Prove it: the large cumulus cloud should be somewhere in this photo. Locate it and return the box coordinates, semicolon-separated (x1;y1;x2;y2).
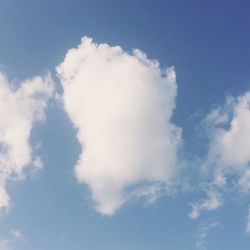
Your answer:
57;37;181;215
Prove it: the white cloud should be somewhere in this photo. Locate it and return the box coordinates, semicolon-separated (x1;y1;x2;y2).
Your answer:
195;219;220;250
189;189;223;219
206;92;250;194
57;37;181;215
0;238;11;250
0;229;25;250
0;72;54;213
10;230;23;240
206;92;250;171
246;205;250;235
191;91;250;219
239;169;250;194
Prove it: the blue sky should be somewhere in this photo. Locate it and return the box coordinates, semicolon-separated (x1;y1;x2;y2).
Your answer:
0;0;250;249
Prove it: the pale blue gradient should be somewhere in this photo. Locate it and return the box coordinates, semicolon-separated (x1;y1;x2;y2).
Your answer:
0;0;250;249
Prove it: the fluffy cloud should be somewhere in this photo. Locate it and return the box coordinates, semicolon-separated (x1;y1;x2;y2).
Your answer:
206;92;250;171
57;37;181;215
191;92;250;219
0;73;54;213
205;92;250;193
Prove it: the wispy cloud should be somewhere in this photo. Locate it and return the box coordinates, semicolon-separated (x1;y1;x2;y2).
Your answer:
195;219;220;250
0;229;25;250
189;91;250;224
206;92;250;170
246;205;250;235
189;189;223;219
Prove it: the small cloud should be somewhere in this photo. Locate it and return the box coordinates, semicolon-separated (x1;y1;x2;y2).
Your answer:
245;205;250;235
0;72;54;214
0;238;11;250
10;230;23;240
191;91;250;219
206;92;250;170
189;189;223;219
0;229;25;250
195;219;220;250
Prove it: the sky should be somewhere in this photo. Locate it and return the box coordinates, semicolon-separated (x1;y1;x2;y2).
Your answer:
0;0;250;249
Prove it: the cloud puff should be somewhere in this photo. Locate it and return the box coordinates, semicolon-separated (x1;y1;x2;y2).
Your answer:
206;92;250;171
191;92;250;219
205;92;250;193
57;37;181;215
0;73;54;213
